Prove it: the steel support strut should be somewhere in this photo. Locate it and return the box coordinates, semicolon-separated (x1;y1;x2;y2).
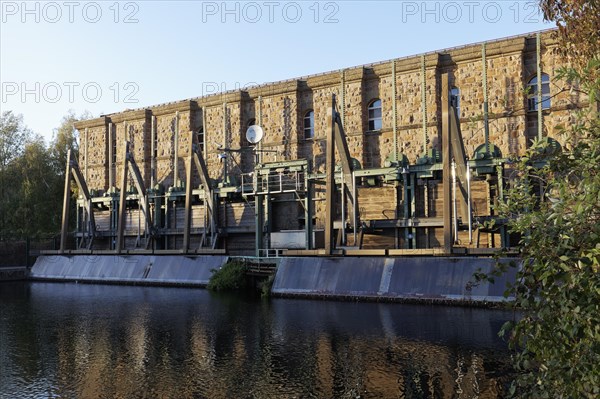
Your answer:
325;94;357;254
60;149;96;253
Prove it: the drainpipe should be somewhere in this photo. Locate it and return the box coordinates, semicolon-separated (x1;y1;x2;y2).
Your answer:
482;43;490;155
452;158;458;243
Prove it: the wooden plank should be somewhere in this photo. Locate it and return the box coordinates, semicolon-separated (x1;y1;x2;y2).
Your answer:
387;248;444;256
344;249;387;256
357;186;396;220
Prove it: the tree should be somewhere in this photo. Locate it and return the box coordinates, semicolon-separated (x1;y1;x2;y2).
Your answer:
50;110;92;176
540;0;600;78
495;2;600;397
0;110;92;238
13;136;61;237
0;111;31;169
0;112;32;236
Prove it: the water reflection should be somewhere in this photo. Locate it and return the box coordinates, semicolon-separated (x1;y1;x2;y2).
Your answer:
0;282;516;398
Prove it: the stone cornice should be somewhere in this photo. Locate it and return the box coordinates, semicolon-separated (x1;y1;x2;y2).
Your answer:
197;91;243;108
247;80;300;98
109;109;151;123
74;116;109;130
150;100;198;116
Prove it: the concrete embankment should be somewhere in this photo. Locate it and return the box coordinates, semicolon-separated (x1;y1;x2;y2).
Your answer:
271;257;518;304
30;255;517;304
30;255;228;286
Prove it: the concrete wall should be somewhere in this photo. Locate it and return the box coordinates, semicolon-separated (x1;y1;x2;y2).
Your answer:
31;255;517;304
30;255;228;286
272;257;518;303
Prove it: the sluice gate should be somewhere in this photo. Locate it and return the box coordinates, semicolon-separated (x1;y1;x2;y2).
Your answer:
57;74;517;257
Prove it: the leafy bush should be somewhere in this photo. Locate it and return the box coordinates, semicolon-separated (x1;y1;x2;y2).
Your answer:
207;260;247;292
497;61;600;398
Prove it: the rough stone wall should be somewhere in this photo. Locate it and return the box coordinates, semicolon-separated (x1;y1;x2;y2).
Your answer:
70;29;591;252
154;111;176;187
77;119;108;191
75;29;585;193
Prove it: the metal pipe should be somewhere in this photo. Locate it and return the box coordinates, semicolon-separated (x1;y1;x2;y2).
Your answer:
452;158;458;243
421;55;428;155
482;43;490;155
340;69;346;127
392;60;398;161
150;116;156;188
467;161;472;244
341;171;346;245
352;170;357;245
537;32;543;141
257;96;262;164
84;128;88;182
108;122;114;188
174;111;179;187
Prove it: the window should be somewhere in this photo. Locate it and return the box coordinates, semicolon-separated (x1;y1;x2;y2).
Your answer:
111;127;117;164
153;132;158;159
527;73;550;111
303;111;314;139
196;126;204;152
450;87;460;118
368;99;382;131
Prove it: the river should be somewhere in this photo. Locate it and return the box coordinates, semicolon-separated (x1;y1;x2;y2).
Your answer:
0;282;517;398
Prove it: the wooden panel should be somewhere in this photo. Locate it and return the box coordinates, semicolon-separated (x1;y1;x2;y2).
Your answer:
358;186;397;220
272;199;301;231
471;179;490;217
190;205;207;228
226;233;254;256
221;202;255;228
423;180;491;219
125;209;146;233
361;230;396;249
95;210;111;231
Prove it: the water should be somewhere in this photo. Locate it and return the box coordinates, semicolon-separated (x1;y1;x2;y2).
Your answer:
0;282;517;398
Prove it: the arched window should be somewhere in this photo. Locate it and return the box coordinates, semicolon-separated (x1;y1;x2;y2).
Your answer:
304;110;314;139
368;99;382;131
527;73;551;111
450;87;460;118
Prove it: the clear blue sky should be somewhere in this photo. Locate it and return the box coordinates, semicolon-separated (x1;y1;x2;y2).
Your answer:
1;0;552;142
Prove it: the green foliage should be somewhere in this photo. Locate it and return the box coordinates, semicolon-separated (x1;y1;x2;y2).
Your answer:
497;61;600;398
0;110;89;238
207;260;248;292
258;274;275;298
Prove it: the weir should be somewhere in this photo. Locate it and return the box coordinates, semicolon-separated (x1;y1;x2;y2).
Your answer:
30;254;516;303
31;254;227;287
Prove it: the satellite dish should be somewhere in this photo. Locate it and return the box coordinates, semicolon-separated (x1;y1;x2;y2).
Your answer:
246;125;264;144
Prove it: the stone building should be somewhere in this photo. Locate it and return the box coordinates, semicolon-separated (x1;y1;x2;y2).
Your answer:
72;29;588;255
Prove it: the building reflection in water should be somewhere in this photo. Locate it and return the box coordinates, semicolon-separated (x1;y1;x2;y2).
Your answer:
0;282;516;398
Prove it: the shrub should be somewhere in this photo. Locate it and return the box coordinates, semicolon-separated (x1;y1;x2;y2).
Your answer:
207;260;247;292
